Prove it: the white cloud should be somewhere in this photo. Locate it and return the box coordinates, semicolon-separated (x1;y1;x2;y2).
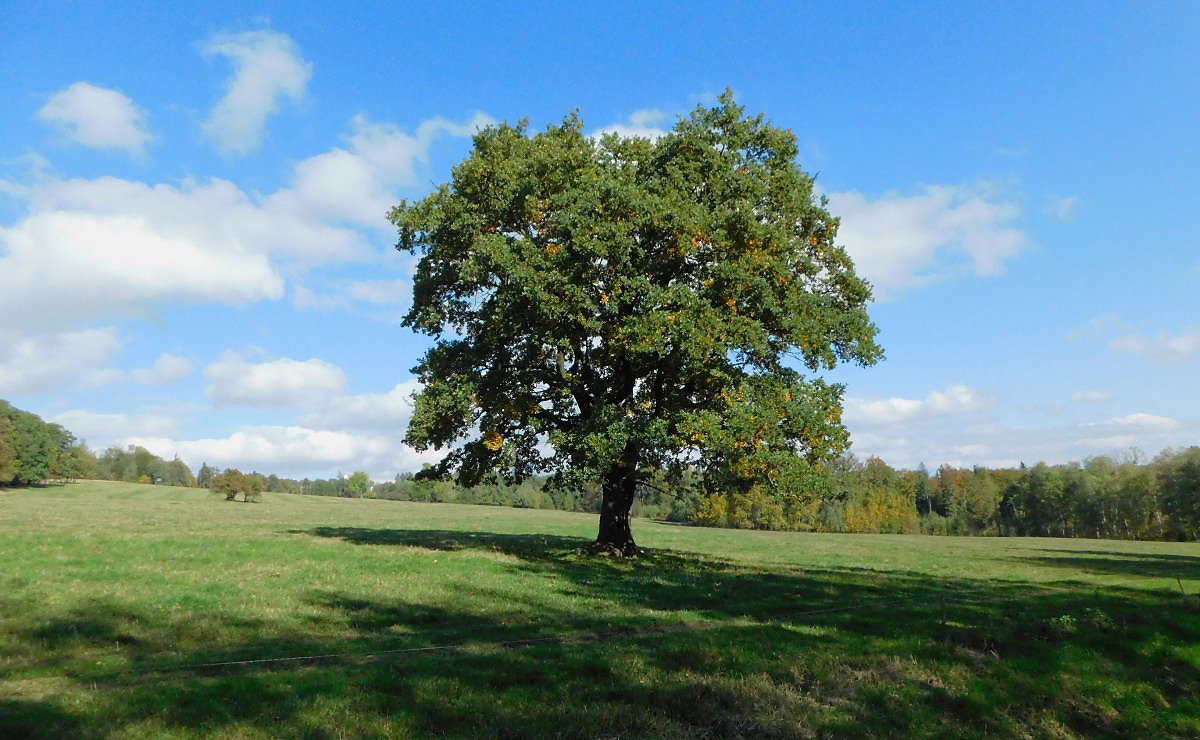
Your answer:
0;152;55;200
1070;390;1112;404
2;108;489;336
1090;412;1180;430
302;379;421;432
0;327;186;398
270;112;493;226
131;424;438;478
292;284;350;311
293;278;410;314
1067;315;1200;365
205;352;349;407
0;178;289;332
344;279;409;305
1108;327;1200;365
38;82;154;156
594;109;670;140
50;409;179;448
844;383;992;427
0;328;122;395
201;29;312;156
130;354;193;385
120;379;434;478
827;184;1026;296
847;402;1197;470
1073;413;1185;453
1044;194;1079;222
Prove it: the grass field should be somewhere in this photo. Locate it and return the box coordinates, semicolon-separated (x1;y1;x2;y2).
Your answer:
1;481;1198;738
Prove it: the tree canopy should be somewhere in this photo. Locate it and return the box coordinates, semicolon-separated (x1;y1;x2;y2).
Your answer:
0;400;92;485
392;92;882;553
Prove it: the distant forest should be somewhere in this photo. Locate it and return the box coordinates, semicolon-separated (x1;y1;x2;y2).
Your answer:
3;400;1196;541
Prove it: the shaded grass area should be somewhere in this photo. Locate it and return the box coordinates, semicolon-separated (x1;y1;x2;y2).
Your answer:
1;481;1198;737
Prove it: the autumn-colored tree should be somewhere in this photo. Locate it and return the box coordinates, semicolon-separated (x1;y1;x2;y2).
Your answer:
210;468;263;502
392;92;882;554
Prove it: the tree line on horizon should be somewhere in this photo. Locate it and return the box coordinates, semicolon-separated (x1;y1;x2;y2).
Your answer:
290;450;1200;543
3;400;1196;541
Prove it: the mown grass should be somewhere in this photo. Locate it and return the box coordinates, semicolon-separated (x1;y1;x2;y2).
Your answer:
1;481;1198;738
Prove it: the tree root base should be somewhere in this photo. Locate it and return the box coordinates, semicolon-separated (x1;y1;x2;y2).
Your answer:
589;540;642;558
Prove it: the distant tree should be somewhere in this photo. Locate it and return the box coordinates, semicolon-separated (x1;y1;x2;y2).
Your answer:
1113;462;1159;539
0;402;69;484
197;462;216;489
162;457;196;487
0;423;16;484
211;469;239;500
95;445;179;485
1159;447;1200;541
913;463;934;516
212;469;263;502
0;401;98;486
393;92;882;554
133;446;167;483
55;443;96;482
348;470;372;498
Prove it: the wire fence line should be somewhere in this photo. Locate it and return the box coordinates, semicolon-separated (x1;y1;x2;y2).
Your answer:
1;568;1195;689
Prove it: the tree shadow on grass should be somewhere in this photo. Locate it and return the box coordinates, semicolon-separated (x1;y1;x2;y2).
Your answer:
0;699;84;739
3;527;1199;737
295;525;591;558
1011;550;1200;582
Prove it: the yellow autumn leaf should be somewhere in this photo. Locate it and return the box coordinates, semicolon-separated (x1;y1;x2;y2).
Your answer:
483;431;503;451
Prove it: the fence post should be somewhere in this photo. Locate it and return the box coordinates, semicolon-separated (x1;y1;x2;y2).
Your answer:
1178;578;1187;596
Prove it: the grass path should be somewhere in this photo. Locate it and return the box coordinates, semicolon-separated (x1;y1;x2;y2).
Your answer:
2;481;1198;737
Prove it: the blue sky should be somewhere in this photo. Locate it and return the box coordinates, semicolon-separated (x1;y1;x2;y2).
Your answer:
2;2;1197;479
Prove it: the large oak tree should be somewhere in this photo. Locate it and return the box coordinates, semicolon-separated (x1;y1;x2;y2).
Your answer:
392;93;882;554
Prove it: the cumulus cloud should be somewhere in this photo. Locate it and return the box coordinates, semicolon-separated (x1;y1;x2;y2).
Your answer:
1108;327;1200;365
205;352;349;407
827;184;1026;297
1067;314;1200;365
843;383;992;427
50;409;179;449
594;109;671;140
847;401;1197;470
270;112;494;225
0;178;289;332
292;284;349;311
293;278;410;315
1088;412;1180;430
1073;412;1185;452
116;379;433;477
344;279;409;305
302;379;421;432
201;29;312;156
0;328;122;395
2;106;493;336
129;354;193;385
38;82;154;156
130;424;438;479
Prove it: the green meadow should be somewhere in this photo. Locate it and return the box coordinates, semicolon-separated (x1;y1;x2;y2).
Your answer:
2;481;1198;738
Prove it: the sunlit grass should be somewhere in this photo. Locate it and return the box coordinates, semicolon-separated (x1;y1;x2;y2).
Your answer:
1;480;1198;737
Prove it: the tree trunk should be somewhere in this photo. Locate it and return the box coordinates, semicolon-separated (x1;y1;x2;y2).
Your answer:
595;460;639;556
